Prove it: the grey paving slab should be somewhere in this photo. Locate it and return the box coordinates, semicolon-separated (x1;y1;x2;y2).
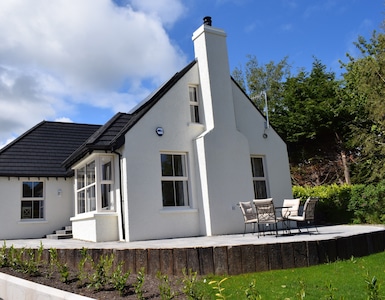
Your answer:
2;224;384;250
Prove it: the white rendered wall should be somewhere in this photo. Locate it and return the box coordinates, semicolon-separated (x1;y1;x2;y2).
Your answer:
232;84;293;205
0;177;73;239
71;212;119;242
122;65;205;242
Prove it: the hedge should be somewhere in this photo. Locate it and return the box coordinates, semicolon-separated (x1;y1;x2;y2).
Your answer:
292;180;385;225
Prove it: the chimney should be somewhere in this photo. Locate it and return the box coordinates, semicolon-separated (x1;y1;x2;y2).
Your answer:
192;16;236;130
203;16;212;26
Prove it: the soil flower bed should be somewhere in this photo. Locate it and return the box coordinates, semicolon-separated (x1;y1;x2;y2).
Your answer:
0;243;200;299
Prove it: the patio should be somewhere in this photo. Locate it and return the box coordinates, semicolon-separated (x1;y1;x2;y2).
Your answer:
3;224;385;276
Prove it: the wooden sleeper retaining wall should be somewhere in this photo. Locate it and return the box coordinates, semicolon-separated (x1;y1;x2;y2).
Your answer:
36;230;385;276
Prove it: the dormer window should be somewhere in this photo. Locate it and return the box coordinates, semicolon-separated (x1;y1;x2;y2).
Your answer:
189;86;200;123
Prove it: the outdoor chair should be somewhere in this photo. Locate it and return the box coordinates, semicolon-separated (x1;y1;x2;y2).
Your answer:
253;198;282;237
279;198;301;233
287;197;319;234
238;201;258;235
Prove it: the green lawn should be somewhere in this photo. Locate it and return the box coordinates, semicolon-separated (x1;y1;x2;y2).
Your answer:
194;251;385;299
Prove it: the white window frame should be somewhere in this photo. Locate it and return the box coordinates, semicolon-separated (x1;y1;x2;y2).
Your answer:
76;161;96;214
251;156;269;199
160;152;190;207
75;154;115;215
189;85;200;123
21;181;44;220
100;156;114;210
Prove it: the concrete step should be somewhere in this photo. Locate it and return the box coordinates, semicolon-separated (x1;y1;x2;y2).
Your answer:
46;233;73;240
54;229;72;235
46;225;73;240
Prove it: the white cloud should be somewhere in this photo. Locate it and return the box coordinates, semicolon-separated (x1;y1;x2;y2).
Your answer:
129;0;186;28
55;117;73;123
0;0;187;146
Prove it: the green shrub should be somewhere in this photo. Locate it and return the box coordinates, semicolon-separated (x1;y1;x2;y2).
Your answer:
348;180;385;224
292;184;354;224
293;181;385;225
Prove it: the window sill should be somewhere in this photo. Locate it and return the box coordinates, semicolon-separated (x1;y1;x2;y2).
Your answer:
18;220;47;224
159;208;198;214
188;122;204;128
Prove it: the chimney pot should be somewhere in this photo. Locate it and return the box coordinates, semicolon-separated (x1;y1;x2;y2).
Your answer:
203;16;212;26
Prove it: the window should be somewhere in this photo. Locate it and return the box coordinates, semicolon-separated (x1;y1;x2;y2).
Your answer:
161;153;189;207
76;161;96;213
251;157;269;199
21;181;44;219
75;156;114;214
101;158;113;210
189;86;200;123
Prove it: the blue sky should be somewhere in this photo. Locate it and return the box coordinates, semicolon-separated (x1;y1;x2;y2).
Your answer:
0;0;383;148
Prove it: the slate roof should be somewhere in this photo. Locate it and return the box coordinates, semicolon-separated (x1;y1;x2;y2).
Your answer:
0;122;100;177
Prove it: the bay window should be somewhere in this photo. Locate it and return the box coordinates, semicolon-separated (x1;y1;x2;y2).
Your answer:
75;155;114;214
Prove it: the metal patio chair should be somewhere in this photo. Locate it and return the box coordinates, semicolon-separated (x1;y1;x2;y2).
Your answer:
287;197;319;233
238;201;258;235
253;198;282;237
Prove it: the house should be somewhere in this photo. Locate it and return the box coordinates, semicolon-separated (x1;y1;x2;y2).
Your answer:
0;17;293;242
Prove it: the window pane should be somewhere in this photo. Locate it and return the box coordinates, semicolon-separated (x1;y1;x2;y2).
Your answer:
254;181;267;199
33;182;43;198
39;201;44;218
190;106;195;122
21;201;32;219
32;201;41;218
23;182;33;198
175;181;189;206
162;181;175;206
77;167;85;189
189;86;197;102
190;105;200;123
102;162;112;181
194;106;200;123
87;186;96;211
251;157;264;177
161;154;173;176
101;184;111;209
173;155;184;176
78;191;85;214
86;161;95;185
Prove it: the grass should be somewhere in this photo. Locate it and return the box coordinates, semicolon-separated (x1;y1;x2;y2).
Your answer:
195;251;385;299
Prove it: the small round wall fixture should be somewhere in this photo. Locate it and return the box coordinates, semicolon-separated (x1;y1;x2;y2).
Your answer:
263;133;268;139
156;127;164;136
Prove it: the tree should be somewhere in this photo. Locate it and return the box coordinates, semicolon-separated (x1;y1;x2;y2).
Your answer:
273;59;352;185
232;55;291;113
340;28;385;183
